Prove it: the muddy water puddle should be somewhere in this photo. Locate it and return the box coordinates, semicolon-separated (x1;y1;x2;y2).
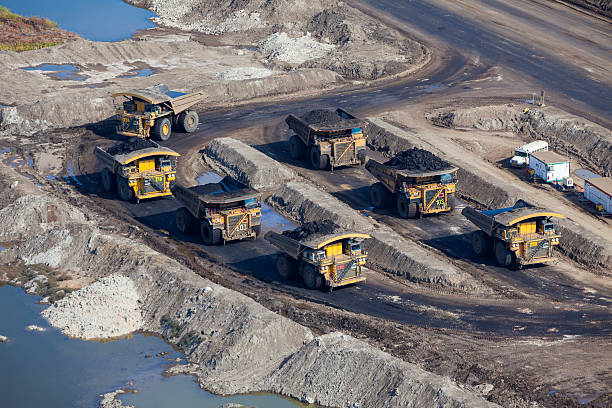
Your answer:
2;0;156;41
119;67;155;78
0;286;306;408
23;64;88;81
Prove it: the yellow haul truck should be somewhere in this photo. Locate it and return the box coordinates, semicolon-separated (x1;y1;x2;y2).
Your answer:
365;149;458;218
94;140;179;202
172;177;262;245
462;200;564;267
265;224;370;290
285;108;367;171
112;84;205;141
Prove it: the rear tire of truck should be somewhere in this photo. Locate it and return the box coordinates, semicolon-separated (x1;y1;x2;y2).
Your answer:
289;135;306;160
200;220;221;245
310;147;329;170
117;177;134;201
101;168;116;192
472;230;491;256
179;111;198;133
302;264;323;290
276;254;296;280
396;195;417;218
176;207;195;234
447;193;456;210
153;117;172;141
495;240;514;267
370;182;390;208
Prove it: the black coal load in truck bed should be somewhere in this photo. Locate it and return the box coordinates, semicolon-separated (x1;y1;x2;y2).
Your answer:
384;147;453;172
282;221;337;241
300;110;359;129
105;139;158;155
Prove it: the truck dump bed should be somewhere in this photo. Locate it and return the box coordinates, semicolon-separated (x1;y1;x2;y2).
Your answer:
111;84;205;115
172;177;260;219
366;158;458;190
94;140;179;170
286;108;362;138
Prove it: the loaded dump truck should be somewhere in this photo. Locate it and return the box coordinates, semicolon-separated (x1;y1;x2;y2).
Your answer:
265;221;370;290
462;200;564;267
365;148;458;218
94;139;179;202
172;177;261;245
113;84;205;141
285;108;367;170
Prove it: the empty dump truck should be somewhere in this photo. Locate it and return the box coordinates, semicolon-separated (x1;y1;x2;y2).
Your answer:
112;84;205;141
365;148;458;218
94;139;179;202
265;221;370;290
462;200;564;267
172;177;261;245
285;108;367;170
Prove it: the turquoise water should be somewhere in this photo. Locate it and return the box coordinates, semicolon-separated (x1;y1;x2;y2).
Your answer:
1;0;156;41
23;64;88;81
0;286;304;408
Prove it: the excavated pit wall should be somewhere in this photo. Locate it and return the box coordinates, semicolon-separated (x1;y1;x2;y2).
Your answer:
366;118;612;273
202;139;479;288
0;166;496;408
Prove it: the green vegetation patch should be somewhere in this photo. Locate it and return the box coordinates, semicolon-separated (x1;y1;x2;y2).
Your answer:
160;314;185;338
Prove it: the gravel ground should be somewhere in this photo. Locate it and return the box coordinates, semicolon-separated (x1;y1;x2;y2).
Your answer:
216;67;276;81
259;32;335;64
42;275;143;339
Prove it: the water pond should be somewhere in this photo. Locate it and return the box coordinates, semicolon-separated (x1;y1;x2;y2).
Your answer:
1;0;156;42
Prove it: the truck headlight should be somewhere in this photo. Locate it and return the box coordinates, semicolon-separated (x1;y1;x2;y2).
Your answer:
212;217;223;224
320;266;328;272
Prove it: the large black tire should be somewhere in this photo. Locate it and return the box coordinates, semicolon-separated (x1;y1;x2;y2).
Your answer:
302;264;323;290
396;194;417;218
152;117;172;141
370;182;391;209
253;224;261;238
310;147;329;170
276;253;297;280
447;193;456;210
101;168;115;192
117;177;134;201
176;207;195;234
200;219;221;245
289;135;306;160
495;240;514;267
472;230;491;257
179;111;198;133
357;149;367;165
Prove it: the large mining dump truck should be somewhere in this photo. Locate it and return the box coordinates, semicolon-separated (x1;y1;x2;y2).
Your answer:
172;177;262;245
462;200;564;267
265;221;370;290
285;108;367;170
365;148;458;218
112;84;205;141
94;139;179;202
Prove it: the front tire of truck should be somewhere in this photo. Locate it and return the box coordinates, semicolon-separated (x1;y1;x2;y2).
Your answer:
289;135;306;160
200;220;221;245
310;147;329;170
153;117;172;141
495;240;514;267
371;182;390;208
253;224;261;238
101;168;116;192
117;177;134;201
179;111;199;133
472;230;491;256
302;264;323;290
176;207;195;234
396;194;417;218
447;193;456;210
276;254;296;280
357;149;367;165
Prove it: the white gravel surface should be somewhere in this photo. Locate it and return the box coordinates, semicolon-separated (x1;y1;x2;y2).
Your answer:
259;32;335;64
42;274;143;339
216;67;276;81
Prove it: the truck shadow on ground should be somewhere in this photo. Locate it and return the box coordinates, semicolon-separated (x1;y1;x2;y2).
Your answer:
251;141;319;172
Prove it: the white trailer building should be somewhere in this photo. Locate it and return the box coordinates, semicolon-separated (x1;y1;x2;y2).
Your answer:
529;151;570;183
584;177;612;213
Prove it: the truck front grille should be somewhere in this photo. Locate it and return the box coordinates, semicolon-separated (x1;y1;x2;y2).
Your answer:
335;260;358;281
425;189;445;211
227;214;247;235
333;142;354;164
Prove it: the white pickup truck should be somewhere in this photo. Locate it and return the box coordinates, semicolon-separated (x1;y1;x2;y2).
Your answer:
510;140;548;167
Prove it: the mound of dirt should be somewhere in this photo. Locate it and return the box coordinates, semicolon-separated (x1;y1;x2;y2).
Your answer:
299;109;359;128
105;139;158;155
384;148;453;172
282;220;337;241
